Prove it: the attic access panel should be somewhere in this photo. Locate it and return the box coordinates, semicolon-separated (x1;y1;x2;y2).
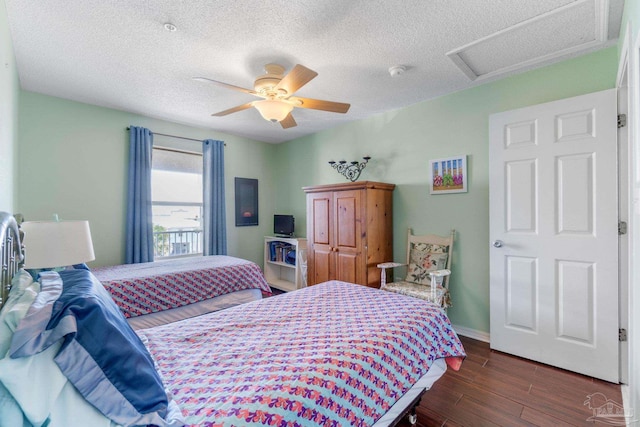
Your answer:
447;0;611;81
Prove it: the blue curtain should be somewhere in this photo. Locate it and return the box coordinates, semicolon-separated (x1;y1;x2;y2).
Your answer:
203;139;227;255
125;126;154;264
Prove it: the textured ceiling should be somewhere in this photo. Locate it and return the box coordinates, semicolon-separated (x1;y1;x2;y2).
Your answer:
4;0;624;143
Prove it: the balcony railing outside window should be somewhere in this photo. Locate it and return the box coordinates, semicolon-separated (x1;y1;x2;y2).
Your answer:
152;202;203;259
153;229;203;258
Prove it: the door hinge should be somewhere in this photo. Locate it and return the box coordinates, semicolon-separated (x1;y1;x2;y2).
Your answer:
619;221;628;235
618;114;627;128
619;328;628;342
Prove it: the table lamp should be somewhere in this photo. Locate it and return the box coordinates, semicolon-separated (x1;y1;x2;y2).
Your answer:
21;219;95;269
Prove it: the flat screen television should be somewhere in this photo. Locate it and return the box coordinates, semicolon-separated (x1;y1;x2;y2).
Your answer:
274;214;295;237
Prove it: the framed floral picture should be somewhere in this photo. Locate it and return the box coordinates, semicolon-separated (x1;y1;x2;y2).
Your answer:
429;156;468;194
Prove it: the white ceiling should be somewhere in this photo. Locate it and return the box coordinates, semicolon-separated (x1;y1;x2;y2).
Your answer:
4;0;624;144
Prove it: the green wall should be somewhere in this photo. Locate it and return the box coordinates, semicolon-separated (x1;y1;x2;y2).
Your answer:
17;92;277;267
0;0;19;212
275;47;618;333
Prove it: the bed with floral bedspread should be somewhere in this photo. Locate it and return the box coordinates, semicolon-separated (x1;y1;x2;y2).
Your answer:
93;255;272;318
138;280;465;427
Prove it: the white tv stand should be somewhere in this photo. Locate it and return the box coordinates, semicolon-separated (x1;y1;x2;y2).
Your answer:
263;236;307;292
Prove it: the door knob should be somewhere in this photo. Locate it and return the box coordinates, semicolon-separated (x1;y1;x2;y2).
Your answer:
492;240;504;248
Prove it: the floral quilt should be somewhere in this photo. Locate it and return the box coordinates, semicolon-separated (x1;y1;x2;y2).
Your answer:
137;280;465;427
93;256;272;318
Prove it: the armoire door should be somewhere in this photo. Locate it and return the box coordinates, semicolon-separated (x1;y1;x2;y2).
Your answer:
307;191;333;285
333;189;363;284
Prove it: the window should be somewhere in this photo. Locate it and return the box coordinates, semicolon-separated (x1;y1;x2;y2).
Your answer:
151;148;203;258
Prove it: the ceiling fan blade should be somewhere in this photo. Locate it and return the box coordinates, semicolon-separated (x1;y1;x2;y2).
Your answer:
212;102;255;117
289;97;350;113
193;77;258;96
280;113;297;129
275;65;318;95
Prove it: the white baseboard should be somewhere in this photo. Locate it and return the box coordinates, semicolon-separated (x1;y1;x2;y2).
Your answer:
452;324;490;343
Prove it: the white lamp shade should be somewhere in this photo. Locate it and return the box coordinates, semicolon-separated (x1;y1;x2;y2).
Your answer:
254;100;294;122
22;220;96;269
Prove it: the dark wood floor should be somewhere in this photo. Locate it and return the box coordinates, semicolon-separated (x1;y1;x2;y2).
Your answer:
397;336;623;427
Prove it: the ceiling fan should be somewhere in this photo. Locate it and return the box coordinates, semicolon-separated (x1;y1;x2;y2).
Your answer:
194;63;350;129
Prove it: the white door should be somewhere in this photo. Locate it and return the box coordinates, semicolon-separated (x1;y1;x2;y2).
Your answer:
489;89;619;382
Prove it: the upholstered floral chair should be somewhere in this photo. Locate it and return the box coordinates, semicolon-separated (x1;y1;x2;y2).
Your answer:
378;228;455;309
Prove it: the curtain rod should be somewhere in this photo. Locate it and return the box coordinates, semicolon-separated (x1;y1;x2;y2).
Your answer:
126;127;226;146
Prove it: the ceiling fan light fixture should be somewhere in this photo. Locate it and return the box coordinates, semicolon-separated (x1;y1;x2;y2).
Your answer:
205;63;349;129
254;100;293;122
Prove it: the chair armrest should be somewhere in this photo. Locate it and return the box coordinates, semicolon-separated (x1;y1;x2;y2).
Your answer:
377;262;405;269
428;269;451;277
377;262;406;287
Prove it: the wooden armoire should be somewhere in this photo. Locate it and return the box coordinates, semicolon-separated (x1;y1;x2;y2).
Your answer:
303;181;395;288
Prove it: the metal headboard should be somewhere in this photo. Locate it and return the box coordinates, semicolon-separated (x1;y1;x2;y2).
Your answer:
0;212;24;311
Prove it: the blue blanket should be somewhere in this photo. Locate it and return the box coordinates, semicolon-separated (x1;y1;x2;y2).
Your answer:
9;270;183;426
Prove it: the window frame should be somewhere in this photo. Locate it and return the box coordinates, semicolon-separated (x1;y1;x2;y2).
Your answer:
151;146;204;259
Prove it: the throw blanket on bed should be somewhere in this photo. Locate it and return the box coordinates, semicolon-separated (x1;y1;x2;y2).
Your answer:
138;280;466;427
93;255;271;318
